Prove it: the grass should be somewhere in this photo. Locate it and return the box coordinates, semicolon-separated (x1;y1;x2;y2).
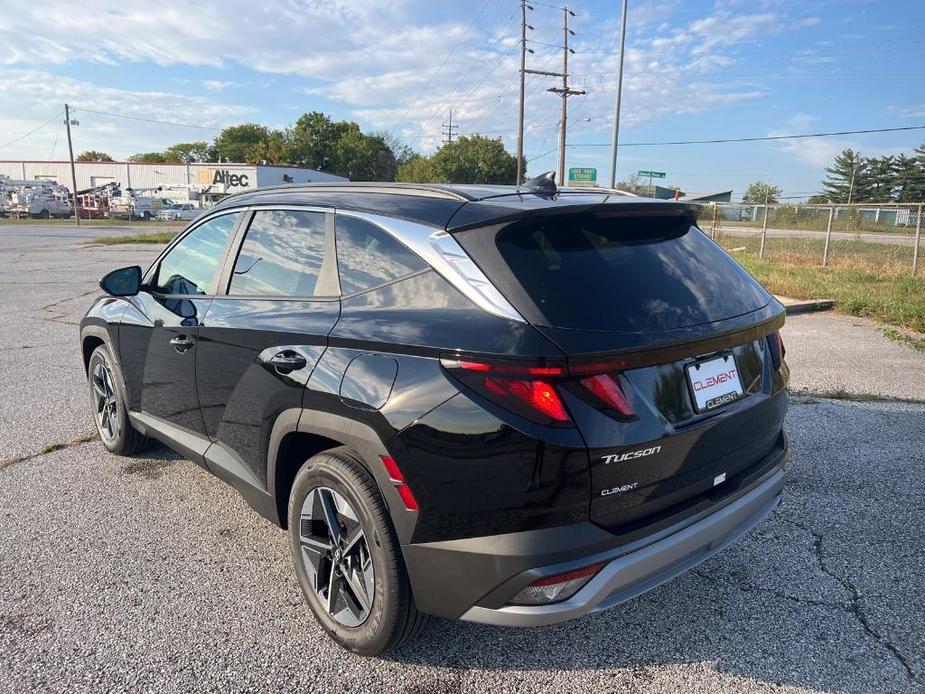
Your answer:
90;230;179;245
884;328;925;352
0;217;184;227
716;235;925;335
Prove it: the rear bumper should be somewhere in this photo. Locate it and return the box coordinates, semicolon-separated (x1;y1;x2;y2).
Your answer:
402;441;787;622
461;466;784;626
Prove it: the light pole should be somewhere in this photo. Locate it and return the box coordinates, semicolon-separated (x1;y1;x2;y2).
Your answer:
607;0;628;188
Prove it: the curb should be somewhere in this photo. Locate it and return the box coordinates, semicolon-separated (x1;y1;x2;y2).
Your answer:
778;298;835;315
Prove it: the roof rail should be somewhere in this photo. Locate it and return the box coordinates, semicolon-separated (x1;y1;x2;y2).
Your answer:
228;182;473;202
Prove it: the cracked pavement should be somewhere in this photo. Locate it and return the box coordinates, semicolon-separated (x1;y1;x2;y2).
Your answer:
1;224;924;693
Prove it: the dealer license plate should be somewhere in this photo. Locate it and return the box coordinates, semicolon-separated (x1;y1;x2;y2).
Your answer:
685;353;744;413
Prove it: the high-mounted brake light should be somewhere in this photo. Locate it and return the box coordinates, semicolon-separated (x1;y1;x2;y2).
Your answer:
380;456;419;511
509;561;608;605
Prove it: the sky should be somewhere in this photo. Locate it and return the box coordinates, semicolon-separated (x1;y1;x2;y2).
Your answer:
0;0;923;199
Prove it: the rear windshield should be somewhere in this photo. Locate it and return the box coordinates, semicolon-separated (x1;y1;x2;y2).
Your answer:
490;213;770;332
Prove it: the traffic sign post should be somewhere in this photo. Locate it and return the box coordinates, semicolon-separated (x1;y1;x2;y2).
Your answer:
637;170;666;197
567;167;597;187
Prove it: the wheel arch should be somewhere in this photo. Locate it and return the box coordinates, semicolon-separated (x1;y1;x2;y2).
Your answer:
267;408;415;542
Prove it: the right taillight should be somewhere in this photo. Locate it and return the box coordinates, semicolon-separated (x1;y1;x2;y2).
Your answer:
768;331;786;371
440;356;636;427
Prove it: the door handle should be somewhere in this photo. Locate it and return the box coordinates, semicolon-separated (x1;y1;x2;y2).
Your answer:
269;351;307;373
170;335;195;353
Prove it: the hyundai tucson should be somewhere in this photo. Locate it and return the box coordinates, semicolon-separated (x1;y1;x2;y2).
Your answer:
79;177;789;655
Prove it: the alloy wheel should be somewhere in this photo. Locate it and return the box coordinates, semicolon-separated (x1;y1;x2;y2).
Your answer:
299;486;375;627
91;360;120;443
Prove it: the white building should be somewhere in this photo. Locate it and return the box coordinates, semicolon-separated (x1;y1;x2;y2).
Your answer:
0;160;348;198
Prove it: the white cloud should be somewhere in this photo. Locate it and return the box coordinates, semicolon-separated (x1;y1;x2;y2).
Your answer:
201;80;238;92
0;69;253;159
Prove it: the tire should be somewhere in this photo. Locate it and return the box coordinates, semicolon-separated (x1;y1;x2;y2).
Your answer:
288;448;428;655
87;344;149;456
142;211;151;221
39;209;50;219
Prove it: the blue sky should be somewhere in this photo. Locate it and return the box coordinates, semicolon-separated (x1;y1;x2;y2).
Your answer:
1;0;923;198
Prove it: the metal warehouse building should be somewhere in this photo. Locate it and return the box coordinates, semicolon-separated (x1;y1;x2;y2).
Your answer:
0;160;347;196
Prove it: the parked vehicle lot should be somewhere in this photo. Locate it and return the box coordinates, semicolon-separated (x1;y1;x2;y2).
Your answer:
1;224;923;693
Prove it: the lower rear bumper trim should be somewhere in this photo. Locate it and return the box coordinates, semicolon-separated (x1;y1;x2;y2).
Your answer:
460;467;785;627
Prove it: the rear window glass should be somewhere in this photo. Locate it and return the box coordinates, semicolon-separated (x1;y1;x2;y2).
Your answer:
493;214;769;332
336;216;426;295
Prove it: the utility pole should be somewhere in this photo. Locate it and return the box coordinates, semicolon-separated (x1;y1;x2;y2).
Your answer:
441;109;459;145
548;6;585;186
64;103;80;227
516;0;533;185
608;0;628;188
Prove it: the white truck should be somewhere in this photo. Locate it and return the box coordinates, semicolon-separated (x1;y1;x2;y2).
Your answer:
1;179;73;218
109;189;164;220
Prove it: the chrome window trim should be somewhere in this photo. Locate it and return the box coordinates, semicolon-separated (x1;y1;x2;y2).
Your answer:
336;210;526;324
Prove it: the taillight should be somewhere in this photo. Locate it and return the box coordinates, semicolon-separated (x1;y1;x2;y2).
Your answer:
440;356;636;426
509;561;608;605
768;331;786;371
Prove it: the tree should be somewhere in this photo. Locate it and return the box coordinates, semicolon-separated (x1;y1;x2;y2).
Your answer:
329;130;397;181
162;141;213;163
76;150;114;162
212;123;270;163
866;155;895;201
246;129;291;165
820;148;871;203
742;181;782;204
395;154;434;182
615;173;649;196
288;112;356;170
410;135;517;184
127;152;167;163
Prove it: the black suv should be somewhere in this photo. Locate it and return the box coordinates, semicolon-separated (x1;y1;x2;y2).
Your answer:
80;180;789;655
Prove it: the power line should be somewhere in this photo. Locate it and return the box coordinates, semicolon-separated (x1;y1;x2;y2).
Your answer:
560;125;925;149
72;106;223;132
390;0;492;136
0;110;64;150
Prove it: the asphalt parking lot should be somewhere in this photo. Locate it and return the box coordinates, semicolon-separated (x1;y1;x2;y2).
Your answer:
1;224;923;693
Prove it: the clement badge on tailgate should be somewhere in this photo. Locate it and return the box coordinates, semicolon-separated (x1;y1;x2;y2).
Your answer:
685;353;744;412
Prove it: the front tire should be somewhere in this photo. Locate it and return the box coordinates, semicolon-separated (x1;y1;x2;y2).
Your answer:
288;448;428;655
87;344;149;455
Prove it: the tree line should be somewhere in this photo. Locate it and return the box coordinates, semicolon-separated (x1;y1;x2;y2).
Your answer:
812;144;925;203
76;112;519;185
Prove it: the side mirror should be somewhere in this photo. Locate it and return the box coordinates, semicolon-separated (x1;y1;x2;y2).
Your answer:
100;266;142;297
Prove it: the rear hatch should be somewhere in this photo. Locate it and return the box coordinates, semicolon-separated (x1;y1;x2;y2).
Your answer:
453;203;788;532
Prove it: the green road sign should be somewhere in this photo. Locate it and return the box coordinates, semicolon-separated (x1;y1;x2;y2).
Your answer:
637;170;666;178
568;167;597;185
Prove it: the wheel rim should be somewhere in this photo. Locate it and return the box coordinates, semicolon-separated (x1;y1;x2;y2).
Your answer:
91;359;120;443
298;486;375;627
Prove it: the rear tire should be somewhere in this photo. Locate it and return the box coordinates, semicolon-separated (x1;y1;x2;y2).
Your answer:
288;448;428;655
87;344;149;456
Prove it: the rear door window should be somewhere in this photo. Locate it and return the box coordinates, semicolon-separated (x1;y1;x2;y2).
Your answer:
335;216;426;295
229;210;326;297
488;213;770;332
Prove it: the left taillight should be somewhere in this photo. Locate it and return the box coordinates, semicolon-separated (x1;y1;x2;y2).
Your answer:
440;356;636;427
768;331;786;371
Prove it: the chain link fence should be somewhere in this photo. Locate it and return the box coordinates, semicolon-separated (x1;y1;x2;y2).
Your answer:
699;202;924;276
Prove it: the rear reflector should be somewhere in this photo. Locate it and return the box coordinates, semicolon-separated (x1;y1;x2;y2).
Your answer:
509;561;608;606
380;456;419;511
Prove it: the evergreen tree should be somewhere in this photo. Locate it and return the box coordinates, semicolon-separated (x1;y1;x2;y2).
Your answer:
821;148;870;203
892;153;924;202
866;155;895;201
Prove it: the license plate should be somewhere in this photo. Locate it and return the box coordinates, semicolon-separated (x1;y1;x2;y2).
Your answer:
685;353;743;413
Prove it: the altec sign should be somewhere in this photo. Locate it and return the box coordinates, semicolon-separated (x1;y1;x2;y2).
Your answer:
212;170;249;188
197;168;250;189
